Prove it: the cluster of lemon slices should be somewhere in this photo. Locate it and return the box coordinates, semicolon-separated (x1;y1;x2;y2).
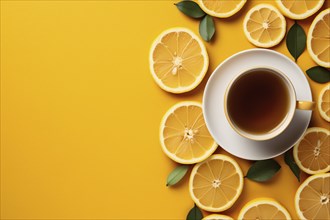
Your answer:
159;101;246;214
150;1;329;219
149;0;248;94
150;3;248;213
158;101;300;218
292;126;329;220
149;1;328;94
243;1;330;68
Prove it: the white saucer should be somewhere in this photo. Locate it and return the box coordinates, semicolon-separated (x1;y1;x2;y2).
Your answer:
203;49;313;160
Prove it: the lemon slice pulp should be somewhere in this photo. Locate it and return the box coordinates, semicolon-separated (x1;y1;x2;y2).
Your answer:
276;0;324;20
293;127;330;174
150;28;209;93
160;101;217;164
318;84;330;122
189;154;243;212
243;4;286;48
307;9;330;68
295;173;330;220
238;198;291;220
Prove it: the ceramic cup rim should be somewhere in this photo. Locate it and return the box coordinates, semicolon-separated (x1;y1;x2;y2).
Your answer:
223;66;297;141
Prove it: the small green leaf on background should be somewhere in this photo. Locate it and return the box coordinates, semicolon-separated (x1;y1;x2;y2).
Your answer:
246;159;281;182
175;1;206;18
306;66;330;83
286;21;306;62
199;15;215;42
166;165;189;186
284;150;300;182
186;204;203;220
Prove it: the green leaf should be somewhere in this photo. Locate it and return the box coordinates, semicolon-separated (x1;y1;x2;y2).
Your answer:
186;204;203;220
284;150;300;182
166;165;189;186
199;15;215;42
246;159;281;182
286;21;306;62
175;1;206;19
306;66;330;83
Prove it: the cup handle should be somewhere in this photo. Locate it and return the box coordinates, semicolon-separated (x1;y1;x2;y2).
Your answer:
296;101;315;110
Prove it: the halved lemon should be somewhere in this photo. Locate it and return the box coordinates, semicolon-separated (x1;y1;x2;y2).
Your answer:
275;0;324;20
189;154;243;212
318;84;330;122
295;173;330;220
243;4;286;48
203;214;233;220
149;28;209;94
238;198;291;220
197;0;246;18
293;127;330;175
307;9;330;68
160;101;217;164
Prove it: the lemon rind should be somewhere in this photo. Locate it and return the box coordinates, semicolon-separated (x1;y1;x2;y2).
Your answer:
202;214;233;220
197;0;247;18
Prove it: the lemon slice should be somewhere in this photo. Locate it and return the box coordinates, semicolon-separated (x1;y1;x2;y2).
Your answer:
160;101;217;164
238;198;291;220
275;0;324;20
307;9;330;68
203;214;233;220
197;0;246;18
318;84;330;122
293;127;330;174
243;4;286;48
149;28;209;94
189;154;243;212
295;173;330;220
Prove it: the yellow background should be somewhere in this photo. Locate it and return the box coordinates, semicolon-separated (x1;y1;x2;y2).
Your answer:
1;0;329;219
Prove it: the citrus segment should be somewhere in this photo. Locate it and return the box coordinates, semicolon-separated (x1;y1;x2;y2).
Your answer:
202;214;233;220
150;28;209;93
243;4;286;48
307;9;330;68
160;101;217;164
295;173;330;220
293;127;330;174
197;0;246;18
238;198;291;220
189;154;243;212
318;84;330;122
275;0;324;20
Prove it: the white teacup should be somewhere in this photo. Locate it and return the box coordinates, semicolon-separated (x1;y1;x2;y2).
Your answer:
224;67;314;141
